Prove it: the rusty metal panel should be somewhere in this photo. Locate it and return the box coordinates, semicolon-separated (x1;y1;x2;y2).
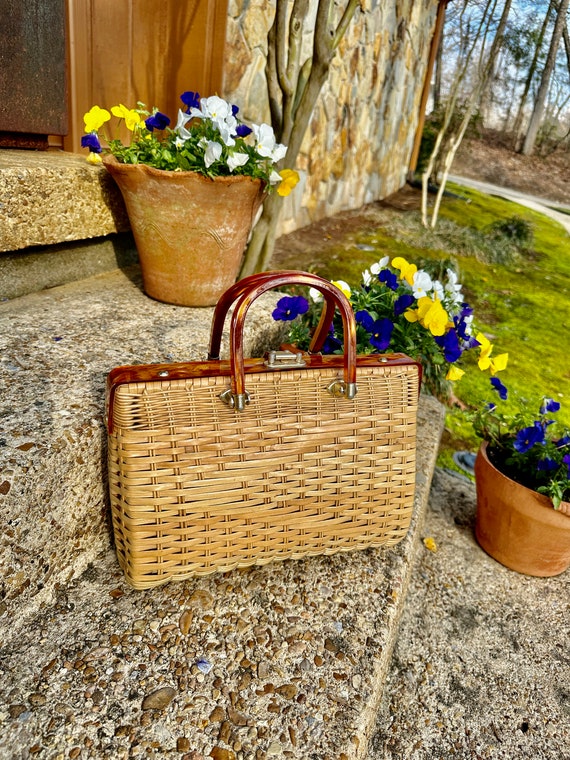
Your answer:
0;0;68;136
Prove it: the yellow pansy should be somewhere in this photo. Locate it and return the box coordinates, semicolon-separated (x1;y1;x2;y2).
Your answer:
423;536;438;552
489;352;509;375
83;105;111;133
392;256;417;286
277;169;300;197
411;296;449;336
86;152;103;165
446;365;465;381
111;104;141;131
476;332;507;374
332;280;351;298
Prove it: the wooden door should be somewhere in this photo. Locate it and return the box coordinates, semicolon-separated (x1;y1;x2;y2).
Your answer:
64;0;228;153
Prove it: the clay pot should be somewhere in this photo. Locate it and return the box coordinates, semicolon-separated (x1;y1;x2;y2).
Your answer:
103;155;266;307
474;442;570;577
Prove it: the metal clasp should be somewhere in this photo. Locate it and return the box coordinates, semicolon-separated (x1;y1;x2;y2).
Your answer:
264;350;306;369
325;379;358;399
219;389;251;411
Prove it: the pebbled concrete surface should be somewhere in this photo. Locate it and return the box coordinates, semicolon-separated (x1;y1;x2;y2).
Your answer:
0;396;445;760
371;467;570;760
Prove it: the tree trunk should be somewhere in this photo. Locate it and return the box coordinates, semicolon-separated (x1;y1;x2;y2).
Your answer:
478;0;513;125
512;0;555;147
521;0;569;155
240;0;360;277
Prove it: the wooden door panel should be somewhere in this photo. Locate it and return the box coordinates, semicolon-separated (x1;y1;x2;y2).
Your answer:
64;0;227;153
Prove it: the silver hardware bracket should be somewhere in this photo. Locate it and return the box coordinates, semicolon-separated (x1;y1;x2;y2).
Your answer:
219;389;251;411
325;380;357;399
264;350;307;369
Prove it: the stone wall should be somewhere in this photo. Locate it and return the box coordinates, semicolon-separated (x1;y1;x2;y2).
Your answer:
224;0;439;234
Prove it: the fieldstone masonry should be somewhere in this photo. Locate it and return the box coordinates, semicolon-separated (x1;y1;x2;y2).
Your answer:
224;0;439;233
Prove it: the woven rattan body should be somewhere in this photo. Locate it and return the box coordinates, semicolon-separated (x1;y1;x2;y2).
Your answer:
108;359;419;589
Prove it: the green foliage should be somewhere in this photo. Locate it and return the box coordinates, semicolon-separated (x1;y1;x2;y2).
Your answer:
469;394;570;509
485;215;534;246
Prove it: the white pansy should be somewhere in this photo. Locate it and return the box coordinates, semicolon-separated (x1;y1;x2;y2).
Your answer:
174;110;192;144
200;139;222;168
463;314;474;334
175;109;191;132
217;123;236;148
412;270;433;299
432;280;445;300
269;170;282;185
362;269;372;286
445;267;463;295
271;141;287;162
252;123;282;160
226;151;250;172
370;256;390;274
309;287;323;303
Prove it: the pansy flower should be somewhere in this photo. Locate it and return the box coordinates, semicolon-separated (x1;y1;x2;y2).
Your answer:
540;398;561;414
111;104;141;131
379;269;399;291
181;91;201;111
435;328;462;363
394;293;414;316
490;376;508;400
81;133;102;153
513;423;546;453
272;296;309;321
83;105;110;133
537;458;558;472
391;256;417;286
145;111;171;131
277;169;300;197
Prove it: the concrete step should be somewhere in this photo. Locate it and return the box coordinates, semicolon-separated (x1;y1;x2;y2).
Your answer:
0;387;444;759
0;263;446;758
0;268;285;636
369;467;570;760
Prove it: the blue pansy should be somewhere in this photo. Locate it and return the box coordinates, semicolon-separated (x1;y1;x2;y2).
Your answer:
537;458;558;472
368;318;394;351
394;294;415;316
379;269;399;291
356;310;375;331
513;423;546;453
556;435;570;449
437;329;462;363
236;124;253;138
145;111;171;131
490;376;508;400
181;91;201;111
564;454;570;478
322;331;343;353
272;295;309;321
81;133;102;153
540;398;561;414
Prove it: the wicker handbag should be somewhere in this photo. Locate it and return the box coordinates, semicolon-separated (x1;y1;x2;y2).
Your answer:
106;271;421;589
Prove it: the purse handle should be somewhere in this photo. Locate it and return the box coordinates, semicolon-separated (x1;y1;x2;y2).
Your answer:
208;270;337;360
211;271;358;411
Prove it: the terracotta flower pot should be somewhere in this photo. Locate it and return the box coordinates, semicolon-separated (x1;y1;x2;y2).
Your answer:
103;155;266;307
474;442;570;577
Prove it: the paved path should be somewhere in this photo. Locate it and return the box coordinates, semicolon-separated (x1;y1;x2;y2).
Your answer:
448;174;570;235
